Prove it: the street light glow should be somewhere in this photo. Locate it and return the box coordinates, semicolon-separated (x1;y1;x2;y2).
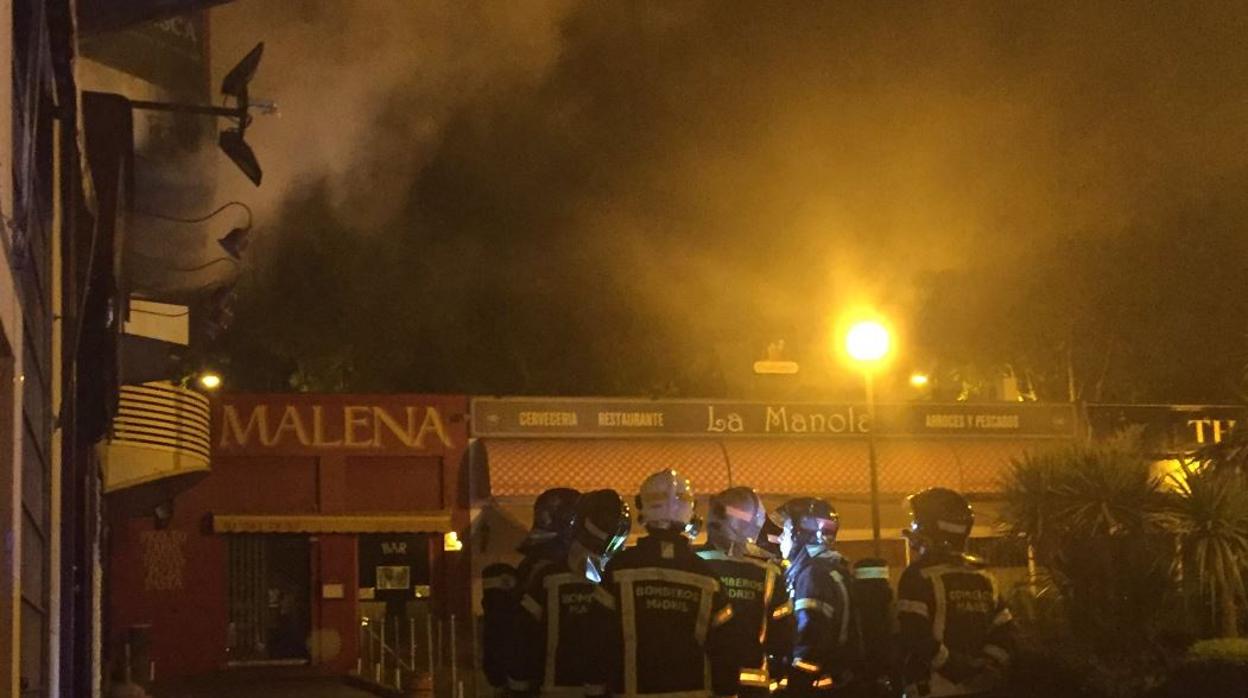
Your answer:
198;372;223;390
845;320;891;364
910;372;929;387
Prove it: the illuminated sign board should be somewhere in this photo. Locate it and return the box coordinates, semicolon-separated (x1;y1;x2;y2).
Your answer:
1087;404;1244;455
214;395;466;455
471;398;1077;439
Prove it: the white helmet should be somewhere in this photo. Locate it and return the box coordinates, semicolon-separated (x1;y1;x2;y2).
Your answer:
636;469;696;532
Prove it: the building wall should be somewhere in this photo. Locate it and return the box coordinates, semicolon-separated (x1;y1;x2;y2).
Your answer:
1;211;26;698
107;394;470;682
6;3;69;696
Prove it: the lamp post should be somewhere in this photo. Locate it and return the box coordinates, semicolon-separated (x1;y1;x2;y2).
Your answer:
845;320;891;557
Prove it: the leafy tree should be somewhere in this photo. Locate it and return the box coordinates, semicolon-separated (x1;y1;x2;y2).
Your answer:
915;199;1248;404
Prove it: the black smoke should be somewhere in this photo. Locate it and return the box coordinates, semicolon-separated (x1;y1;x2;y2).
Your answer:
215;1;1248;400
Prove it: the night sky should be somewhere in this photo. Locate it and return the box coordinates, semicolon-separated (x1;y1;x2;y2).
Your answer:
210;1;1248;400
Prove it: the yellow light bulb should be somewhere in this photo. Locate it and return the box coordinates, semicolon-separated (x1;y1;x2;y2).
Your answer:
845;321;891;363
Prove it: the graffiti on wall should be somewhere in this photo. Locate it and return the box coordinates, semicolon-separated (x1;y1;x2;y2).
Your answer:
141;530;188;591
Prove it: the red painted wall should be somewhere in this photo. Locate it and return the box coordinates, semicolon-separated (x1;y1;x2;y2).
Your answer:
107;395;469;683
107;508;230;678
312;535;359;673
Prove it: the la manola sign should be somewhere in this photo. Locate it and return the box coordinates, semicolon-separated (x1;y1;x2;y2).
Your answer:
471;398;1077;439
214;396;463;455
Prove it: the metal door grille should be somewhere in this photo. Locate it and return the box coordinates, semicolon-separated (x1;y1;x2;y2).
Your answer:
227;536;268;661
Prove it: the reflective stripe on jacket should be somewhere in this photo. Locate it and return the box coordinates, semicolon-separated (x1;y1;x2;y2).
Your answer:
593;531;736;698
897;553;1015;697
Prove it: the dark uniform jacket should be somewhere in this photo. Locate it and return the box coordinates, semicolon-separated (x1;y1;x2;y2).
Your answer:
505;542;571;695
508;554;600;697
695;546;792;693
482;562;519;689
591;530;737;698
785;546;857;695
897;552;1015;697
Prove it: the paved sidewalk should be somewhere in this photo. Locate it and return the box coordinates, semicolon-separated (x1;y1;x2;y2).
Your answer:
136;675;383;698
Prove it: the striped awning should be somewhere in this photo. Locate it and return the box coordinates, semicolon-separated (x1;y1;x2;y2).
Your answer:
477;438;1070;498
211;512;453;534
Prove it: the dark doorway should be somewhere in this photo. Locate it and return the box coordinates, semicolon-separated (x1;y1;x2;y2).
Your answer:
226;535;312;664
357;534;436;681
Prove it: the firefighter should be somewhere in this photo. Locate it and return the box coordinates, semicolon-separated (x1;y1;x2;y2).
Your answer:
506;488;582;697
696;487;792;698
771;497;857;696
852;558;898;698
897;488;1015;698
509;489;631;698
482;561;519;694
569;489;632;584
591;469;737;698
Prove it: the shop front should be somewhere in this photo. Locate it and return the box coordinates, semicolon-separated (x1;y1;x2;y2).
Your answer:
107;394;470;688
466;397;1080;607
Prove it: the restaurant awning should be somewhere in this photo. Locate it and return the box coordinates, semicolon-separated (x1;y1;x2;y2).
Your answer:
211;512;453;534
475;438;1067;498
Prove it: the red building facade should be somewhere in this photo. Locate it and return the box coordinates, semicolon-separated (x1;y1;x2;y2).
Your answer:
107;394;470;684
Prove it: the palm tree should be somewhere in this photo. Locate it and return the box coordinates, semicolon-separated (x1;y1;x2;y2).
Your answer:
1000;442;1174;650
1169;464;1248;638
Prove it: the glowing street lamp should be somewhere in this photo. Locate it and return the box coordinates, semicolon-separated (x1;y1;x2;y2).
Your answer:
843;319;892;556
198;372;223;390
910;372;930;388
846;320;891;364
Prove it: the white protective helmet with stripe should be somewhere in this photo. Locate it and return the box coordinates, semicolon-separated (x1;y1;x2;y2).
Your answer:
636;469;696;533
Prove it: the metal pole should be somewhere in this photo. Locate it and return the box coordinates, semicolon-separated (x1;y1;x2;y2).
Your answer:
450;614;459;698
865;371;882;558
426;613;435;673
128;99;245;119
375;622;383;684
434;617;442;696
410;616;417;674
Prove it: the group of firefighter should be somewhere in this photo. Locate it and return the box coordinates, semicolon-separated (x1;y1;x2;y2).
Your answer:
481;470;1015;698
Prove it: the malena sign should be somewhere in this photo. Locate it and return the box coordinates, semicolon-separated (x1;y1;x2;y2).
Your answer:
214;395;464;456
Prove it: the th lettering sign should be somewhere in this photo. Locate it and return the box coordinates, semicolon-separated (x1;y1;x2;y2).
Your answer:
1188;418;1237;444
